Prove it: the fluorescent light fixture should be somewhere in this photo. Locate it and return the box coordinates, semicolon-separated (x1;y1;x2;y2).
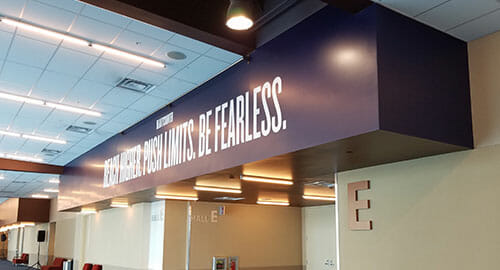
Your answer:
32;194;49;199
240;175;293;185
0;17;165;68
92;44;165;68
21;222;35;227
0;153;43;163
194;185;242;194
43;188;59;193
0;175;4;180
256;200;290;206
303;195;336;201
110;202;129;208
155;194;199;201
0;129;66;144
81;208;97;214
0;130;20;137
45;102;101;117
0;91;101;117
49;178;60;184
22;134;66;144
1;18;89;46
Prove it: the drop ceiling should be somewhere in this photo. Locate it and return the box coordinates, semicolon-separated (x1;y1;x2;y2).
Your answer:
374;0;500;41
0;0;242;199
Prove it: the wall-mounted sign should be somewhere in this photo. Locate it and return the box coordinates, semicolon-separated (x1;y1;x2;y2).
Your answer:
59;5;472;211
102;76;287;188
348;180;372;230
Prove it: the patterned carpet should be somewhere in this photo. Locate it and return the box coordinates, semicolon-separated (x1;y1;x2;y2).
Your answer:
0;259;36;269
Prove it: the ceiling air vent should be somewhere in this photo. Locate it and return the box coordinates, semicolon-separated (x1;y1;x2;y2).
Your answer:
304;180;335;188
41;148;62;156
67;125;93;134
116;78;156;93
12;181;28;184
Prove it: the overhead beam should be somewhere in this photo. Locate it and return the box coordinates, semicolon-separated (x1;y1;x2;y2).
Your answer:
321;0;372;13
79;0;255;55
0;158;64;174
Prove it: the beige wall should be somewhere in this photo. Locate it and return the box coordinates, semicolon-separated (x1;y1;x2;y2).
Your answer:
164;201;303;270
336;30;500;270
302;205;336;270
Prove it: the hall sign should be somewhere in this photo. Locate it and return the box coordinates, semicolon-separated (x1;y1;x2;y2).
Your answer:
59;5;472;211
103;76;287;188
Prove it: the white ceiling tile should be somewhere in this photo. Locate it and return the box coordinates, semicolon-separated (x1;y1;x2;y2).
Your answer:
417;0;500;30
149;77;196;100
22;0;77;34
91;102;124;120
113;109;148;125
37;120;69;137
0;136;27;152
44;110;81;126
84;58;136;86
129;95;169;113
31;70;79;102
372;0;448;17
63;79;111;107
7;35;57;68
46;47;98;77
15;103;53;123
448;8;500;40
167;34;211;54
148;43;200;74
113;30;163;56
174;56;228;84
126;20;174;42
0;0;27;19
10;116;45;133
70;15;122;44
0;61;43;94
19;140;48;154
97;120;130;134
67;144;90;156
128;68;169;86
0;31;13;60
0;99;21;125
99;87;143;108
80;4;131;27
34;0;84;13
204;47;242;64
2;183;24;192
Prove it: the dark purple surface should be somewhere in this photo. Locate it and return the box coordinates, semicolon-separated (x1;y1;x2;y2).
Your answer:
59;5;471;210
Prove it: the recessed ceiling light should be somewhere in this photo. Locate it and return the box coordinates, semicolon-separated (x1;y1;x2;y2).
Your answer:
256;200;290;206
81;208;97;214
240;175;293;185
214;197;245;201
31;194;49;199
0;175;4;180
193;185;242;194
167;51;187;60
110;202;129;208
155;194;199;201
43;188;59;193
0;153;43;163
0;91;101;117
0;17;165;68
302;195;336;201
48;178;60;184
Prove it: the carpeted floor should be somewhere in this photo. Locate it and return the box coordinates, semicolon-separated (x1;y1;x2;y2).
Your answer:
0;260;36;270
